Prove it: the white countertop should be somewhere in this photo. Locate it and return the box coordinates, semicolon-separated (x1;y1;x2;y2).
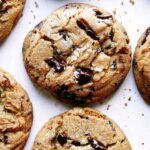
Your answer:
0;0;150;150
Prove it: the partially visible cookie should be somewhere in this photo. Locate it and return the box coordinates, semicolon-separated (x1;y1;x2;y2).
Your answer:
0;68;33;149
23;3;131;104
32;107;132;150
133;27;150;103
0;0;25;43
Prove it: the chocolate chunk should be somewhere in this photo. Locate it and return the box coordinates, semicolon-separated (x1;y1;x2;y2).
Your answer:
56;85;68;96
109;29;114;41
3;135;8;145
88;138;106;150
72;45;77;51
74;67;93;85
59;30;69;40
97;14;112;20
110;61;117;70
0;10;7;14
141;27;150;45
35;21;43;29
45;57;66;73
94;10;103;16
94;10;112;20
133;59;137;66
57;134;67;146
55;85;92;104
102;44;115;55
123;31;130;44
72;141;81;146
42;35;54;43
77;19;99;41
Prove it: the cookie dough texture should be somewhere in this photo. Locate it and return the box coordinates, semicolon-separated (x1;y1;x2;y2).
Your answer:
133;27;150;103
32;108;132;150
23;3;131;104
0;68;33;149
0;0;25;43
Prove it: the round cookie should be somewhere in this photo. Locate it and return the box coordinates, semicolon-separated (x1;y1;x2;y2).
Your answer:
0;68;33;149
23;3;131;104
133;27;150;103
32;107;132;150
0;0;25;43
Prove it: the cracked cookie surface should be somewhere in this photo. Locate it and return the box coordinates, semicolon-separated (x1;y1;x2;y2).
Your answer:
0;0;25;43
0;68;33;150
23;3;131;104
32;107;131;150
133;27;150;103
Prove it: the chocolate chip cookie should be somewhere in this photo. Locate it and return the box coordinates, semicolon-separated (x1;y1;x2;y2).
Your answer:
133;27;150;103
0;0;25;43
32;108;132;150
0;68;33;149
23;3;131;104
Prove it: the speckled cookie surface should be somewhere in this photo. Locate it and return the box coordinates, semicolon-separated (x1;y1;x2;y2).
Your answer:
133;27;150;103
0;0;25;43
23;3;131;104
32;108;131;150
0;68;33;150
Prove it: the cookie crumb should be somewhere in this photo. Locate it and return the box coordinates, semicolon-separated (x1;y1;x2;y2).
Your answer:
121;1;124;6
129;0;135;5
112;8;117;15
34;15;36;19
137;29;140;33
106;104;111;110
124;11;127;15
128;97;131;101
34;1;39;8
124;103;128;107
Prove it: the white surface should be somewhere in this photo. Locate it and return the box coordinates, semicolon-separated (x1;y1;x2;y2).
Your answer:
0;0;150;150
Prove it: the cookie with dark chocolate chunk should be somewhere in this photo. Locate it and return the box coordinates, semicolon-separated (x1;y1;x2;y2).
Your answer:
23;3;131;104
0;0;25;43
133;27;150;104
0;68;33;149
32;108;131;150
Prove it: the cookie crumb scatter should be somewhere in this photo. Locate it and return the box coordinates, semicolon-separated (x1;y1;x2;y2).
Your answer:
34;1;39;8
